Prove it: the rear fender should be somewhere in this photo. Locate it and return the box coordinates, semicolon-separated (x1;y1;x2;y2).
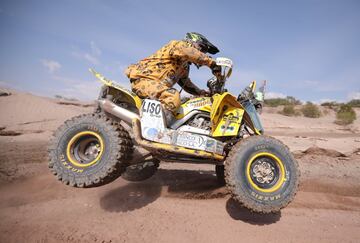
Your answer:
90;68;142;110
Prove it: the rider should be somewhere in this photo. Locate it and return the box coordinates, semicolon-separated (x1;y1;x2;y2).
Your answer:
125;32;221;124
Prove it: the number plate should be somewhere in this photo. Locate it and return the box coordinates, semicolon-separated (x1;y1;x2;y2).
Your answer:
140;99;170;143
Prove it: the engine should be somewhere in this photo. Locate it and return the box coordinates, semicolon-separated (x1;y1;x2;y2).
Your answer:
176;113;212;136
187;114;211;131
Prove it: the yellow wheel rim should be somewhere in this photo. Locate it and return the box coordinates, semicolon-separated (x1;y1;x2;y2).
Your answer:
246;152;286;193
66;131;104;168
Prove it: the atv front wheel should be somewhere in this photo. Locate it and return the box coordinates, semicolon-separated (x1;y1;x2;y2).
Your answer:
225;136;300;213
48;113;133;187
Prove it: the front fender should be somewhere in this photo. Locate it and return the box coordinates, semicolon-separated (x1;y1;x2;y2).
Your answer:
210;92;263;136
211;92;244;137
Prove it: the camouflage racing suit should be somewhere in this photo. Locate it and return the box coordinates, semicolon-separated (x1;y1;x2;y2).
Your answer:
125;40;215;113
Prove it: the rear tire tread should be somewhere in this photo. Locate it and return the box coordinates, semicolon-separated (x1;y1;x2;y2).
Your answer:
48;113;133;188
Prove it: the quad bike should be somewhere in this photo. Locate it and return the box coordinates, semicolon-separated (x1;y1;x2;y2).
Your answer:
48;58;300;213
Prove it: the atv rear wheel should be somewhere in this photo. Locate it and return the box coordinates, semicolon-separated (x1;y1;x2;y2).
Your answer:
225;136;300;213
122;158;160;182
48;113;133;187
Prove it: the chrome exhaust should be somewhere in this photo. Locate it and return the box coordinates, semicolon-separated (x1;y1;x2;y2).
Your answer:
97;99;140;124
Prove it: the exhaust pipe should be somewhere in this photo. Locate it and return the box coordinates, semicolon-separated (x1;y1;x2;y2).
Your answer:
97;99;140;124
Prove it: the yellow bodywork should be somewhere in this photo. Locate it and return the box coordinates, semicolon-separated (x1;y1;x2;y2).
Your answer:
249;80;256;92
90;68;142;109
175;97;212;119
210;92;244;137
175;93;246;137
212;106;244;136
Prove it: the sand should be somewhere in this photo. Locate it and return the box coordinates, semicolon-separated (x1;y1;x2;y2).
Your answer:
0;90;359;243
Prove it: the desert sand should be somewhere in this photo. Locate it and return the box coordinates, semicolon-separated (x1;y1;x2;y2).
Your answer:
0;89;359;243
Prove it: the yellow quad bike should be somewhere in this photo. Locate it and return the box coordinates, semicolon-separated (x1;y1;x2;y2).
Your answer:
48;57;300;213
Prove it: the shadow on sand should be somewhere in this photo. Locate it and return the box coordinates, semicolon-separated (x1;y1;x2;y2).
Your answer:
100;168;281;224
226;198;281;225
100;168;225;212
100;181;162;212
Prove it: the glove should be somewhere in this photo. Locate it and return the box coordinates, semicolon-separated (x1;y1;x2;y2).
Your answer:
210;61;221;75
199;89;211;96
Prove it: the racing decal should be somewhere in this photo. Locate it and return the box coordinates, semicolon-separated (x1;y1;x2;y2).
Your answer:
59;154;83;173
142;100;161;117
178;97;212;117
184;97;211;108
145;128;159;139
176;132;206;149
251;191;281;201
141;99;169;143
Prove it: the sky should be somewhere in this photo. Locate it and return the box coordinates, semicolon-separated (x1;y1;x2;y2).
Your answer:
0;0;359;102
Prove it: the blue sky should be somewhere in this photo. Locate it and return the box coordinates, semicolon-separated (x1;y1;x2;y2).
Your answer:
0;0;359;102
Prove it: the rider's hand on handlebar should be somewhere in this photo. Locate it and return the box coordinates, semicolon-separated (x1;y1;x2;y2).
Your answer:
199;89;211;97
210;62;221;76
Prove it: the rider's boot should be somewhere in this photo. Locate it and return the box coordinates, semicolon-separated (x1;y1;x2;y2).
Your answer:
163;109;175;127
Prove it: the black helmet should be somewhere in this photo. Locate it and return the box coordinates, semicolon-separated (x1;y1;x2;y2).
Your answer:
185;32;219;55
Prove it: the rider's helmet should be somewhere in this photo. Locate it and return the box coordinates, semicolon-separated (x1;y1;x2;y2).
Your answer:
185;32;219;55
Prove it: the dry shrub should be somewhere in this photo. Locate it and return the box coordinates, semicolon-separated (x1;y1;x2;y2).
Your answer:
347;99;360;108
264;96;301;107
321;101;342;112
301;102;321;118
279;105;301;117
335;104;356;125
